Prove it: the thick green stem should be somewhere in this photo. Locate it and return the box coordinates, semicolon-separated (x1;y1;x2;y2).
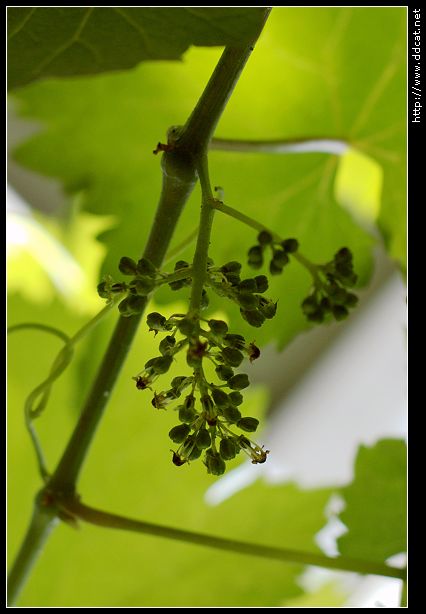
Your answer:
61;498;407;582
179;21;270;152
7;497;58;606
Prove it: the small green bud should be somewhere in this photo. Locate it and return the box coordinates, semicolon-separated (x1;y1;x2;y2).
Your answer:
307;309;325;323
281;238;299;253
237;292;259;310
159;335;176;356
211;388;230;409
339;272;358;288
147;312;168;331
237;417;259;432
111;282;127;293
204;449;226;476
151;355;173;374
221;261;242;274
219;437;237;460
221;347;244;367
334;247;352;264
200;289;209;310
97;281;109;299
301;296;319;315
228;391;243;406
184;394;196;411
195;428;211;450
209;319;228;337
222;405;242;423
320;296;332;312
118;256;138;275
240;309;266;328
178;404;197;424
223;333;246;349
169;424;191;443
118;298;132;316
201;394;214;414
239;278;257;293
326;284;348;305
332;305;349;321
228;374;250;390
225;273;242;287
272;249;289;267
269;260;283;275
334;261;353;278
130;277;155;296
174;260;190;271
122;297;145;316
257;230;273;245
126;295;146;313
178;317;198;337
247;245;264;269
188;444;202;461
169;279;186;291
170;375;188;390
254;275;268;293
345;292;358;308
201;394;217;425
258;297;277;319
136;257;157;278
215;365;234;381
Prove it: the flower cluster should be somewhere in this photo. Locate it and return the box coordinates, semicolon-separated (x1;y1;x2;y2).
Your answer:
160;255;280;330
245;230;359;325
97;256;159;315
247;230;299;275
301;247;358;323
134;311;269;475
205;261;278;329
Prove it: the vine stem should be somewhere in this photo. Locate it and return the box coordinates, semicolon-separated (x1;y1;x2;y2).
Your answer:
189;155;216;314
58;497;406;581
8;12;272;604
7;497;58;606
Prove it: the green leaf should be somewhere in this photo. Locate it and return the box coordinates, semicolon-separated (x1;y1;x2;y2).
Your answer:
7;7;268;90
10;7;405;349
337;439;407;563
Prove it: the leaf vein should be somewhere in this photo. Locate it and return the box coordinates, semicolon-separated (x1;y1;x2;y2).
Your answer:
7;7;37;41
30;8;95;78
112;8;153;58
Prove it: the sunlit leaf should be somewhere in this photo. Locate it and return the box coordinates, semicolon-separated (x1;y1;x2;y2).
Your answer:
337;439;407;563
